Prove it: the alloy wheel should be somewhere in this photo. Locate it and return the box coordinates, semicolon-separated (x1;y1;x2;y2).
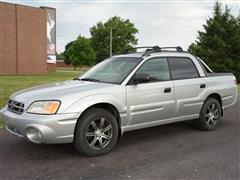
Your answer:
205;103;219;126
85;118;113;150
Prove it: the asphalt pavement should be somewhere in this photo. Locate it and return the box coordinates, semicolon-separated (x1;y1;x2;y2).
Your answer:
0;99;239;180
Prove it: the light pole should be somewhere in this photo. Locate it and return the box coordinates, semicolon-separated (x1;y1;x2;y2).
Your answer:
109;27;112;57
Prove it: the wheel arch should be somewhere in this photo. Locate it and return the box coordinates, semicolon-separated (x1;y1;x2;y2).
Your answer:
205;93;223;116
74;102;122;138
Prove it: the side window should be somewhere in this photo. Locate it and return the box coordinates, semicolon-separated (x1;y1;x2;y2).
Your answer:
168;57;199;80
135;58;170;82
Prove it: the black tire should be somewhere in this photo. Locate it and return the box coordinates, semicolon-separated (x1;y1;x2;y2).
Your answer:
73;108;118;156
196;97;222;131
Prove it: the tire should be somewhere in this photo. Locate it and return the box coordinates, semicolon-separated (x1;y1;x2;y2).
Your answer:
73;108;119;156
196;97;222;131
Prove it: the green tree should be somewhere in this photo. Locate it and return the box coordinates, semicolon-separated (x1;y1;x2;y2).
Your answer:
90;16;138;62
56;52;65;60
64;41;74;65
188;2;240;81
65;36;96;69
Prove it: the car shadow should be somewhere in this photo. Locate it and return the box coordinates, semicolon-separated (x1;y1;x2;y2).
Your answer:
5;120;196;160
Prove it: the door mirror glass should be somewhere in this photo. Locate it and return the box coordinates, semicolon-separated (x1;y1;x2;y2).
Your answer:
134;73;150;84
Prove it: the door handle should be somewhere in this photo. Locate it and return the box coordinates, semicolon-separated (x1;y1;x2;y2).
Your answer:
164;87;171;93
200;84;206;88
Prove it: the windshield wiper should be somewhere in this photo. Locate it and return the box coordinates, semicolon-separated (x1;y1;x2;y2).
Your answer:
73;77;81;81
79;78;100;82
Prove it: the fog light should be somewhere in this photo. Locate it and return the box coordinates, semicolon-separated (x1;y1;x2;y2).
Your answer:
26;127;42;144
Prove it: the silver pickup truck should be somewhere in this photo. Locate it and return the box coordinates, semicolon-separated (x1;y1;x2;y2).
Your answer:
0;46;238;156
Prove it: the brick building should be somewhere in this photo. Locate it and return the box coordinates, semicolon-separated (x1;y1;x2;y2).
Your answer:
0;2;56;75
56;60;73;68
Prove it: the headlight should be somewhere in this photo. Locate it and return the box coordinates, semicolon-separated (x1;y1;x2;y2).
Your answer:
27;101;60;114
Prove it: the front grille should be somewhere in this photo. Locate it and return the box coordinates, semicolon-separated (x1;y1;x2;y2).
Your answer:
8;99;24;114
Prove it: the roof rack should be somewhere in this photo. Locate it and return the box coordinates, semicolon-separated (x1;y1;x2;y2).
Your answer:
123;46;184;56
160;46;183;52
123;46;160;54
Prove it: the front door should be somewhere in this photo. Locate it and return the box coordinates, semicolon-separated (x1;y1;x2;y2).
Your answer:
126;57;175;126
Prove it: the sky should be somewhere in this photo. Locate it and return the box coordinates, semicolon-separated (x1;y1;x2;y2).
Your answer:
2;0;240;53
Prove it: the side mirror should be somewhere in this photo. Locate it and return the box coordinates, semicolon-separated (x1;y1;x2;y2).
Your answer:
134;73;150;84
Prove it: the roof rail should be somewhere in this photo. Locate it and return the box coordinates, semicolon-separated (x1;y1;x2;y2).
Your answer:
141;46;184;57
141;46;161;56
123;46;160;54
123;46;184;55
159;46;183;52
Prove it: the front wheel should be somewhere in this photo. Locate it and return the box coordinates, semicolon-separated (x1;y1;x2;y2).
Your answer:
196;98;222;131
73;108;119;156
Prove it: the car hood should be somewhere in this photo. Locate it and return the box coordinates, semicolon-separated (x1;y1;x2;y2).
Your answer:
10;80;116;109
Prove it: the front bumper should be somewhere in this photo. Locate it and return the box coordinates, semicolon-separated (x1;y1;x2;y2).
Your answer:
0;106;80;144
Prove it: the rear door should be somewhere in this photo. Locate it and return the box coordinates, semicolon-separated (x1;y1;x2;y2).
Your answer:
168;57;207;117
126;57;175;126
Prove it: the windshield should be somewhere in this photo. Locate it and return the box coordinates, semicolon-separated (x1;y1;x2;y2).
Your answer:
79;56;142;84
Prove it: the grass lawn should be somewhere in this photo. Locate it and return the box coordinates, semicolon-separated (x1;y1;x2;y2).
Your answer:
0;69;82;127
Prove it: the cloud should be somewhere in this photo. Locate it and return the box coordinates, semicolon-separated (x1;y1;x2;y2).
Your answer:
2;0;239;52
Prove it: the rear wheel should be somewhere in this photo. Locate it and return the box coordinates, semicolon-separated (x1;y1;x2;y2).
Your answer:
73;108;118;156
196;98;222;131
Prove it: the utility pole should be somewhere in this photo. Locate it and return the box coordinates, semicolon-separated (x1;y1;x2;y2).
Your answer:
109;27;112;57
